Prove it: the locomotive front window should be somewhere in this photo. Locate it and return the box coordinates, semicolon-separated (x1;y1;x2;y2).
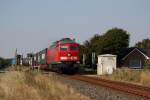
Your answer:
70;46;79;51
60;46;68;51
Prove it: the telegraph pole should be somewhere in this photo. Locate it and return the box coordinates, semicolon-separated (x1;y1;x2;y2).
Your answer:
92;52;96;68
83;54;86;65
15;48;17;66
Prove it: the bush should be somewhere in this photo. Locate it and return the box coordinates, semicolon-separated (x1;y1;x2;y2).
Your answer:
0;57;11;69
144;62;150;70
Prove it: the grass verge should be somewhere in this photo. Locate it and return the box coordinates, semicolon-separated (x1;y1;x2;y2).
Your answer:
100;68;150;87
0;70;89;100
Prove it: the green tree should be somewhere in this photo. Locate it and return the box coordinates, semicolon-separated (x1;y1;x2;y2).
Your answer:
135;38;150;48
79;40;92;65
102;28;130;54
79;28;130;65
0;57;11;69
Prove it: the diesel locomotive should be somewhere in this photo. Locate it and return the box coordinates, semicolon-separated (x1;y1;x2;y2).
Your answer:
33;38;80;73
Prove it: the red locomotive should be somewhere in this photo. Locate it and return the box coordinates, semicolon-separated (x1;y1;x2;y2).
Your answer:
33;38;80;73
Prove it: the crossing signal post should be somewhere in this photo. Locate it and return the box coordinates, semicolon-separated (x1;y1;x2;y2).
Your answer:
82;54;86;65
92;52;96;69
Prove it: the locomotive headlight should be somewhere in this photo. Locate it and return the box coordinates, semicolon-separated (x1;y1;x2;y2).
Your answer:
60;57;67;60
68;53;71;57
73;57;77;60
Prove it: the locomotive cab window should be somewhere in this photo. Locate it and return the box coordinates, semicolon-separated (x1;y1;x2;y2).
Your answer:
70;46;79;51
60;46;68;51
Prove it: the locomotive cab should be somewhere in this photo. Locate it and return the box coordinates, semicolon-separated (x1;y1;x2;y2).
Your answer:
46;38;80;74
59;44;80;62
58;43;80;74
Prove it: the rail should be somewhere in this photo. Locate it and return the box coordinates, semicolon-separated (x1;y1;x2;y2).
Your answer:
70;75;150;99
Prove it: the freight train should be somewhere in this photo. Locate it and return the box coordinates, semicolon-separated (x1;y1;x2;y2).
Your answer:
31;38;80;74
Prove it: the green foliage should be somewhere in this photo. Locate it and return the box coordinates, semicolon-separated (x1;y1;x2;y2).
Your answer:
79;44;92;65
135;38;150;48
144;62;150;70
0;57;11;69
79;28;130;65
102;28;129;54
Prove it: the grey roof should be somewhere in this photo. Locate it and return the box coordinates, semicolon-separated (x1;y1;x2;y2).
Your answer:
98;54;117;57
50;38;77;48
120;47;150;60
59;38;76;44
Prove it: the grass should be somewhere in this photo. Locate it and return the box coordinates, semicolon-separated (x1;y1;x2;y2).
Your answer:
100;68;150;87
140;70;150;86
0;69;89;100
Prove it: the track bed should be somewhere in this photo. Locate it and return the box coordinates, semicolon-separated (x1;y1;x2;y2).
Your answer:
50;73;149;100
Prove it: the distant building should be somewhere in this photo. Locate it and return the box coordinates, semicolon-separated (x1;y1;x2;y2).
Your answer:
11;58;16;65
119;47;150;68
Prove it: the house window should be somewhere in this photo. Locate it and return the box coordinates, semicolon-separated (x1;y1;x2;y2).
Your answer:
129;59;141;68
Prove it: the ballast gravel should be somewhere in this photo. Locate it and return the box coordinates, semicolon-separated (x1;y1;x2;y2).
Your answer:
52;74;149;100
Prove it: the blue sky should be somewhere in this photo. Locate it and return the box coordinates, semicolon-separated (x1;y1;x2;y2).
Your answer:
0;0;150;58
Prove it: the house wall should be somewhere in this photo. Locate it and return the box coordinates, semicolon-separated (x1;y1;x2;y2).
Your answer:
123;50;145;68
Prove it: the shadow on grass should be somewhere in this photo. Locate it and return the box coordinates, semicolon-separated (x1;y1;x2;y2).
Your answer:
77;65;97;75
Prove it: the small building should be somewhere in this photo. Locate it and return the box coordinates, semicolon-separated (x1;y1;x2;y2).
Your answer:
119;47;150;68
11;58;16;65
97;54;117;75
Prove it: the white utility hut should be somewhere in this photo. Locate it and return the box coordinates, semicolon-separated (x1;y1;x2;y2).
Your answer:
97;54;117;75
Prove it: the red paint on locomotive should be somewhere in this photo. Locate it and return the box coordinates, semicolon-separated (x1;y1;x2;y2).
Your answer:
47;38;80;64
33;38;80;73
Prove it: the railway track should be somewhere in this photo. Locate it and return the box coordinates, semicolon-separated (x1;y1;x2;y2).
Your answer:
70;75;150;99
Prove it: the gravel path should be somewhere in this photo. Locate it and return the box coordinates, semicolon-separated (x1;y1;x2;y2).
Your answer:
54;74;149;100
